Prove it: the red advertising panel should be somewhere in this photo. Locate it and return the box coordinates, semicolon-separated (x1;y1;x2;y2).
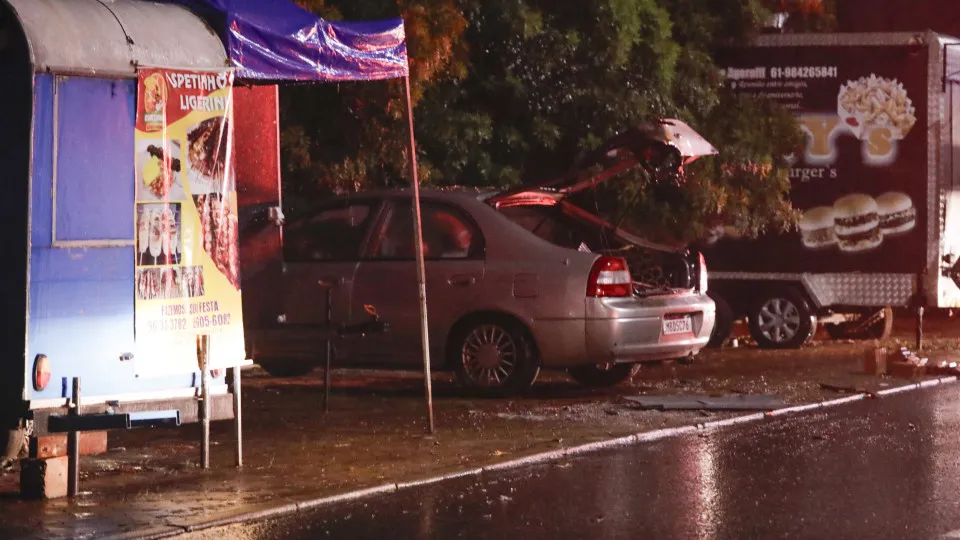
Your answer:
702;45;928;274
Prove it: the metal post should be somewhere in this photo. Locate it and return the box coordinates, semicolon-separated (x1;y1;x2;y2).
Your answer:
916;306;925;350
231;366;243;468
404;75;435;434
199;335;211;469
324;287;332;414
67;377;80;497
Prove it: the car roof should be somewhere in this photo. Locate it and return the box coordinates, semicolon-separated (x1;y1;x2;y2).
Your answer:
300;188;681;253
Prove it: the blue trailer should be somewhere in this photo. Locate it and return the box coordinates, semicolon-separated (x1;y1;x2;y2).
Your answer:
0;0;414;496
0;0;240;454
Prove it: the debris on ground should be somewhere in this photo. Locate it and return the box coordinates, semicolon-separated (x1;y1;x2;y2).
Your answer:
863;346;949;379
621;394;786;411
818;382;868;394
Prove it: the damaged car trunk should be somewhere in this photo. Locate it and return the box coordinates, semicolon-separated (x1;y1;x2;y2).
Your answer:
486;119;718;296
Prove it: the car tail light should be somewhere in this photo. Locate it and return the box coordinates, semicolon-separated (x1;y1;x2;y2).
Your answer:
587;256;633;297
698;252;708;293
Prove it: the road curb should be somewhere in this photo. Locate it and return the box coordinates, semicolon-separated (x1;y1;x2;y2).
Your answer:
153;376;958;539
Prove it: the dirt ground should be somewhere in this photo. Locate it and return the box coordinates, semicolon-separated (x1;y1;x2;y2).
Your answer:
1;311;959;539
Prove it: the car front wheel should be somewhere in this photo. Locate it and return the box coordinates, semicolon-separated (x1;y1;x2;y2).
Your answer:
451;319;540;397
568;363;638;388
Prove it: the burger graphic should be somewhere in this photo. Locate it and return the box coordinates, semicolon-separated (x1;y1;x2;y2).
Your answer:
832;193;882;253
799;192;917;253
798;206;837;250
875;191;916;235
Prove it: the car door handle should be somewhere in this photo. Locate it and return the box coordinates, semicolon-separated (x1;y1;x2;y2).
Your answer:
448;274;477;286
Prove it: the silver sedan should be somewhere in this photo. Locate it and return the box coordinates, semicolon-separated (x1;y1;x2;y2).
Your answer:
242;189;716;396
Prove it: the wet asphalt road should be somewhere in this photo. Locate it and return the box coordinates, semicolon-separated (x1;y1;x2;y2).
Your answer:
208;384;960;540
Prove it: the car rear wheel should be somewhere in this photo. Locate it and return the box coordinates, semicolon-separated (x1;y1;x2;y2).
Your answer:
257;358;315;378
568;363;639;388
451;319;540;397
748;288;817;349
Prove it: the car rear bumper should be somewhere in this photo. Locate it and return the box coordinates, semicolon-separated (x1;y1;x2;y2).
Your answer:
586;292;715;363
535;292;715;367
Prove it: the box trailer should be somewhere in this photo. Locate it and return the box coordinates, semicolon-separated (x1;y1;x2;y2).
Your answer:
701;31;960;348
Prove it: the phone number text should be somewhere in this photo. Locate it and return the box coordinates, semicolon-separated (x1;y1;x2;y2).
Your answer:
770;66;838;79
145;313;232;333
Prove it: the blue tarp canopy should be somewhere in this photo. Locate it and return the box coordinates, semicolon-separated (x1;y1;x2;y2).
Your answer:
157;0;409;82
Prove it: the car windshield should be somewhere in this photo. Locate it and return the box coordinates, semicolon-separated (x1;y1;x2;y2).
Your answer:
497;205;626;252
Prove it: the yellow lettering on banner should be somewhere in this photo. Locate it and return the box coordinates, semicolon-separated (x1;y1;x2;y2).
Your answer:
866;127;893;158
800;116;841;163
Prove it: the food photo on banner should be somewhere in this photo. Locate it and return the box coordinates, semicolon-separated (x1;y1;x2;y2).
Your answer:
133;67;245;377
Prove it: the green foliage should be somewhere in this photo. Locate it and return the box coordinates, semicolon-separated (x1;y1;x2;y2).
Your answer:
280;0;821;243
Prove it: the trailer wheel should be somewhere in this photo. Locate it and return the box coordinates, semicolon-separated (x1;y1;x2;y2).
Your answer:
706;291;734;348
748;288;817;349
825;307;894;340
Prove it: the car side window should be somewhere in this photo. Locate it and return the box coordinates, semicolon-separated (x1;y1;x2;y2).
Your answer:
283;203;374;262
370;201;480;260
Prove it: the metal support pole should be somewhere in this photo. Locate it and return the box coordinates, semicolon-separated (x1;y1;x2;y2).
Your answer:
231;366;243;468
404;75;435;434
916;306;925;350
67;377;80;497
199;335;211;469
324;287;332;414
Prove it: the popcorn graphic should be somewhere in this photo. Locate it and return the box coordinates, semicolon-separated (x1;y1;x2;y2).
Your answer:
837;74;916;140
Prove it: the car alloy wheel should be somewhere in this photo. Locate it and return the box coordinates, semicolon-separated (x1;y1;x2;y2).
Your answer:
451;318;540;397
461;324;518;387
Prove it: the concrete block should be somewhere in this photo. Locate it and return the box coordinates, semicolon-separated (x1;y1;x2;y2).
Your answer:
889;361;925;379
29;431;107;459
20;456;68;499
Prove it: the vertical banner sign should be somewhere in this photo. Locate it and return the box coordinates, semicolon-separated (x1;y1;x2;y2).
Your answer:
134;68;245;376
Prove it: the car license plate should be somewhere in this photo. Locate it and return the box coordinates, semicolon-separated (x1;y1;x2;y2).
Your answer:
662;315;693;335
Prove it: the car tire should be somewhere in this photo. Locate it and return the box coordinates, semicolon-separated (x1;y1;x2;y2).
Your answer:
567;363;639;388
706;291;734;348
748;288;817;349
257;358;315;377
450;318;540;397
825;307;894;340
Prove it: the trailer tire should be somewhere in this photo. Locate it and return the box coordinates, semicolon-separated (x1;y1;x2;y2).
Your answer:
748;288;817;349
706;291;734;348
